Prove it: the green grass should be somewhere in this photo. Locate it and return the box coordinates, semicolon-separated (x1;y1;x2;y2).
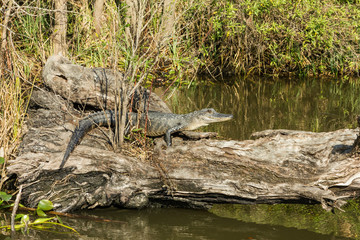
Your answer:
183;0;360;77
2;0;359;82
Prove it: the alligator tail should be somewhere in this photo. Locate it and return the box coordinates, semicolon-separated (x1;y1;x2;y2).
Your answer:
59;110;116;169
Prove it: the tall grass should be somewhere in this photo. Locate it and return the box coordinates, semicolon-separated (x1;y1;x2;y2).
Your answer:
183;0;360;77
0;78;33;188
3;0;359;82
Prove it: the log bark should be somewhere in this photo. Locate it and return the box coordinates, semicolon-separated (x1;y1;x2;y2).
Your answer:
42;54;170;113
7;58;360;212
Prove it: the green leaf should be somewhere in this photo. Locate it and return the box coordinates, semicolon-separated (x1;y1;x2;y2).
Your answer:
0;157;4;164
36;208;47;217
14;224;25;230
37;199;53;211
0;192;12;201
32;217;54;224
41;222;79;233
0;203;13;209
21;215;30;224
131;128;143;132
56;215;63;224
15;214;25;220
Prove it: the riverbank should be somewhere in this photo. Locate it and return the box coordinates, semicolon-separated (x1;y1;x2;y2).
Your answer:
1;0;359;82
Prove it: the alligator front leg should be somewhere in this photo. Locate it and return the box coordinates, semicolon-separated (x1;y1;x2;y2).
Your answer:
164;125;183;146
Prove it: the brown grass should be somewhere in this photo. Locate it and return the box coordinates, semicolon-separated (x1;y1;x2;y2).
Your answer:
0;78;33;188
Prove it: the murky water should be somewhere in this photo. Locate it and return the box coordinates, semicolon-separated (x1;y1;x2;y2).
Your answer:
1;208;351;239
3;77;360;239
164;77;360;140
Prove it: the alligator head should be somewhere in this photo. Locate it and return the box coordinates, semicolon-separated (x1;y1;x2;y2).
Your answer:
184;108;233;131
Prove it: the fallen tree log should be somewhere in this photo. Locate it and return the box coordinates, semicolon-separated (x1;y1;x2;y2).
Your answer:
7;89;360;212
6;57;360;212
42;54;171;113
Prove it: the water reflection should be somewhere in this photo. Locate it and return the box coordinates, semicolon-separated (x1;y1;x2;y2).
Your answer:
4;208;349;239
78;208;351;240
211;203;359;239
162;78;360;140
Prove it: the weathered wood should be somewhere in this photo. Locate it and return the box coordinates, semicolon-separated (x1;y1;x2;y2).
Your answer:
7;57;360;212
42;54;171;113
7;87;360;212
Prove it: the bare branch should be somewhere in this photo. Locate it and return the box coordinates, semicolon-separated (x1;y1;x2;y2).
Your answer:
52;0;67;55
93;0;105;36
0;0;13;77
11;185;23;232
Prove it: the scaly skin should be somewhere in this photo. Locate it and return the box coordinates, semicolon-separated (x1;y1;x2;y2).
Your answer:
59;108;233;169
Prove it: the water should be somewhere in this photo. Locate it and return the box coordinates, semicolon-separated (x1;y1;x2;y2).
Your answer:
164;77;360;140
2;208;350;239
3;77;360;239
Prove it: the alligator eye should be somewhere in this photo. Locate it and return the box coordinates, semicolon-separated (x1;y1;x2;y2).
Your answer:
207;109;213;113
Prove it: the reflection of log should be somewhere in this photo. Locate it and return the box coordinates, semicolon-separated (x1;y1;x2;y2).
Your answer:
8;57;360;212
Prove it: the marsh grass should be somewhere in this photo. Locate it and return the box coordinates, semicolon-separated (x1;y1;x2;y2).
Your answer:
3;0;359;83
0;77;34;188
183;0;360;77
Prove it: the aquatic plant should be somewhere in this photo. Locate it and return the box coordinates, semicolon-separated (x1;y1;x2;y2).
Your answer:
0;194;78;235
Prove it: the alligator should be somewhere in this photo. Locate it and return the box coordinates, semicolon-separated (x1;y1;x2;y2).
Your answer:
59;108;233;168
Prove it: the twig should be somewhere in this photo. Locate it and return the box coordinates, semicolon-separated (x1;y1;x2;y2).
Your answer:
0;0;13;50
0;0;13;77
11;185;22;232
